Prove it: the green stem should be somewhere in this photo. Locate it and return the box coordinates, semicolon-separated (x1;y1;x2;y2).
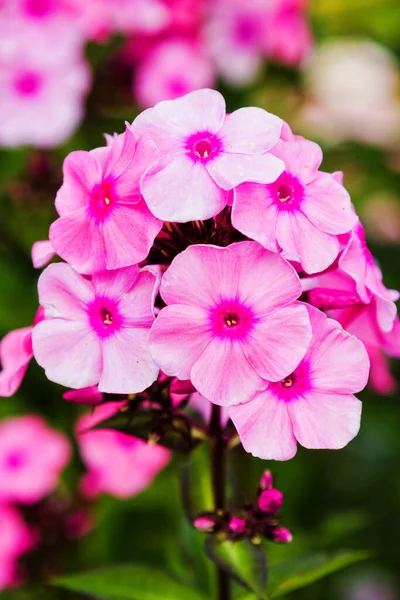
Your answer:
209;404;231;600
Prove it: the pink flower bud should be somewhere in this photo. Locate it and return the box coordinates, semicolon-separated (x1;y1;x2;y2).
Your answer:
259;469;273;490
228;516;246;533
193;516;215;532
258;488;284;513
271;527;293;544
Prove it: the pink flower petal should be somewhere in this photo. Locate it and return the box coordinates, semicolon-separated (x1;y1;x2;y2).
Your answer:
55;150;101;216
37;263;94;321
232;183;279;251
31;240;55;269
219;107;282;154
103;125;137;180
272;139;322;185
149;305;211;380
141;156;227;221
92;265;139;301
207;152;284;189
229;390;298;460
117;270;160;327
49;208;107;274
0;327;33;397
190;338;266;406
301;172;357;235
289;391;362;450
98;328;159;394
244;303;312;381
113;134;159;203
32;319;102;389
160;244;238;308
309;319;370;393
63;386;103;406
276;210;340;274
233;241;303;314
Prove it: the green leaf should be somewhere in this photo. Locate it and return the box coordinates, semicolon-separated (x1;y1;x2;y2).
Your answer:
205;538;268;599
52;564;207;600
268;550;371;598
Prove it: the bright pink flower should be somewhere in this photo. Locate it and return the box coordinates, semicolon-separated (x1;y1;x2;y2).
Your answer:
63;386;103;406
149;242;312;406
49;127;162;274
133;88;284;222
134;37;215;108
0;308;43;398
77;402;170;499
230;306;369;460
205;0;270;86
0;503;35;590
0;22;89;148
31;240;55;269
32;263;160;393
232;137;357;274
0;415;71;503
264;0;313;66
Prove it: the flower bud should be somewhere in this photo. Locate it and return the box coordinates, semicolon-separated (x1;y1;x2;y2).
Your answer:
228;516;246;533
258;488;283;513
271;526;293;543
259;469;273;490
193;516;215;532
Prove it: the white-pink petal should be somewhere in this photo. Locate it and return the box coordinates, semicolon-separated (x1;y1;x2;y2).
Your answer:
219;107;282;154
207;152;284;189
37;263;93;321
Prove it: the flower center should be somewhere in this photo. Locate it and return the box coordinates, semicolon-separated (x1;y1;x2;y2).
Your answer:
185;131;223;164
90;180;115;221
277;184;292;202
269;172;304;210
281;374;295;388
24;0;52;17
88;298;123;338
234;14;263;47
224;313;240;327
14;71;42;97
5;452;25;470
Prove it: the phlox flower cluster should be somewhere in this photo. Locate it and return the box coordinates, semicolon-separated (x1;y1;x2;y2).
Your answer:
0;0;312;147
1;88;399;464
0;414;70;590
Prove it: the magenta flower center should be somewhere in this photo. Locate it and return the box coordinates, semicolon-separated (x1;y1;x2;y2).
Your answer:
14;71;42;97
234;14;263;47
281;374;295;388
269;172;304;210
24;0;52;17
5;451;25;470
88;297;123;338
89;180;116;222
211;300;254;340
185;131;223;163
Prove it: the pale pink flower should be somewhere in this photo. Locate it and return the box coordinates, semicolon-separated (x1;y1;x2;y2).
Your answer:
77;402;170;499
31;240;55;269
0;23;90;148
134;37;215;108
0;308;43;398
205;0;270;86
49;126;162;274
0;503;35;591
232;137;357;274
264;0;313;67
32;263;160;393
0;415;71;503
133;88;284;222
149;241;312;406
230;306;369;460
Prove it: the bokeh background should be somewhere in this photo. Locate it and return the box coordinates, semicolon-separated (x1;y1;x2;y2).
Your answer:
1;0;400;598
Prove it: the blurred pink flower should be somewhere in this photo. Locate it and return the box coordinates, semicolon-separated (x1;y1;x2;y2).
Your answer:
0;503;35;590
50;126;162;273
33;263;160;392
76;402;170;499
149;241;311;406
0;308;43;398
230;306;369;460
134;37;215;108
264;0;313;66
0;415;71;503
0;22;90;148
133;88;284;221
232;137;357;274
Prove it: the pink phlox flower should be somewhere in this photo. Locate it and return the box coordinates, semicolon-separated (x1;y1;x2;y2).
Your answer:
0;308;44;397
229;305;369;460
132;88;284;222
76;401;170;499
32;263;160;393
0;503;36;590
49;125;162;273
232;136;358;274
0;415;71;503
149;241;312;406
63;386;103;406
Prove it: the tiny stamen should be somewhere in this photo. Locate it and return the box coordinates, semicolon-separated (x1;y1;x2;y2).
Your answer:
224;313;240;327
104;197;110;205
100;307;113;325
277;184;292;202
281;376;294;388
